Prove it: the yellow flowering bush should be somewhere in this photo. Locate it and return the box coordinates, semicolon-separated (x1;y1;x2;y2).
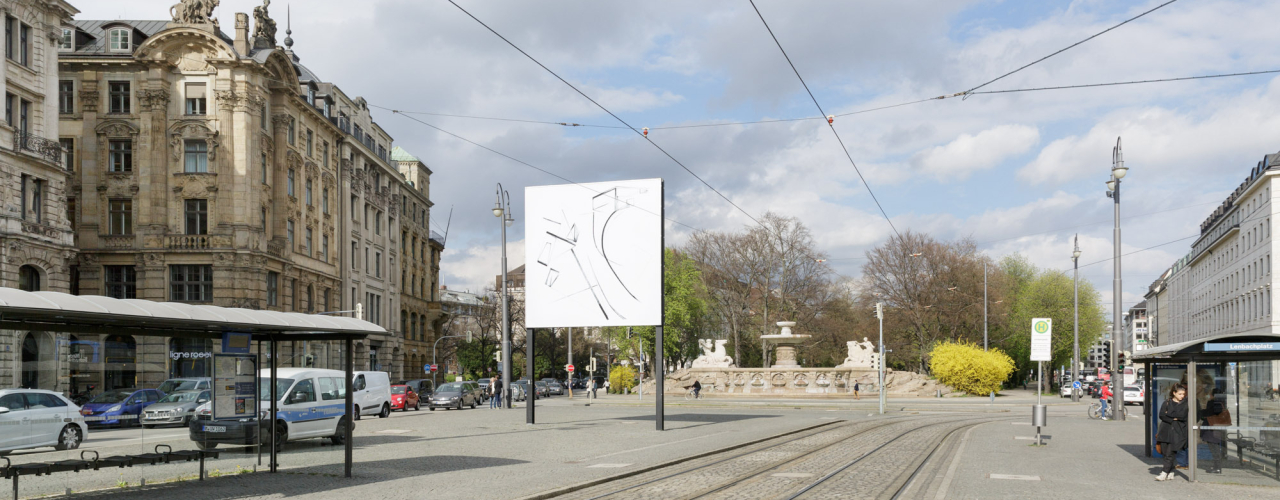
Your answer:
608;365;638;394
929;341;1015;395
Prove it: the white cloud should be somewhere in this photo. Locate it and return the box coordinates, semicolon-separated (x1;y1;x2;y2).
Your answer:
911;125;1040;181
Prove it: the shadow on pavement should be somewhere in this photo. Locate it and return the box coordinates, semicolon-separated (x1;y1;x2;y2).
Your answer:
614;413;781;423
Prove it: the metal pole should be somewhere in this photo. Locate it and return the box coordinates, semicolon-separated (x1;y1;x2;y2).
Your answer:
256;339;262;467
1036;360;1043;445
878;303;885;415
1110;140;1125;421
344;336;353;478
656;325;664;431
1073;235;1081;403
568;327;573;399
526;327;535;424
983;262;988;351
500;187;512;410
269;337;277;473
1188;359;1198;481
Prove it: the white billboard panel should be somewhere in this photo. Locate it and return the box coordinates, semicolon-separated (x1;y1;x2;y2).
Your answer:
525;178;663;328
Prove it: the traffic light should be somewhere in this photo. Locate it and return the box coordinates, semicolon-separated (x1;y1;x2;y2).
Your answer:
874;302;884;320
1101;340;1112;369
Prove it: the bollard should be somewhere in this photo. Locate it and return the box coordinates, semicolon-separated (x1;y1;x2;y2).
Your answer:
990;391;995;403
936;389;942;398
1032;404;1048;446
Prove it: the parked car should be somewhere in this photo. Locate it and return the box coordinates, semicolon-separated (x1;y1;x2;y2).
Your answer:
189;368;351;452
1123;384;1145;405
511;383;529;402
142;390;209;428
547;381;565;396
535;381;550;398
0;389;87;455
427;382;481;410
390;385;421;411
514;380;539;401
81;388;162;427
398;379;434;399
157;377;211;394
353;371;392;420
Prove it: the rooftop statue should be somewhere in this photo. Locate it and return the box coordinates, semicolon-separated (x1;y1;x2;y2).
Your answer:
171;0;220;27
253;0;277;44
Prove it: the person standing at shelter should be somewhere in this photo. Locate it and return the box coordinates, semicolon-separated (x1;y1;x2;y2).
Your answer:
1201;388;1228;473
1155;384;1189;481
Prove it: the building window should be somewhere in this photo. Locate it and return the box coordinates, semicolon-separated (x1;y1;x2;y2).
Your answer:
323;100;331;118
108;81;130;114
185;83;206;115
351;196;358;219
352;241;358;270
18;99;28;134
306;86;315;105
108;199;132;234
321;288;329;312
60;139;74;171
260;103;267;130
184;140;208;172
375;211;382;235
375;252;382;278
108;28;130;52
5;92;12;125
290;279;298;311
18;265;39;292
184;199;208;235
58;27;73;50
365;247;370;274
261;153;268;183
266;272;278;306
19;22;28;66
321;235;329;262
108;140;132;172
306;129;313;156
104;266;137;299
305;179;313;206
287;220;295;249
287;117;296;145
287;169;296;197
170;265;213;302
322;188;330;214
305;228;313;256
261;206;267;229
322;141;329;168
59;81;74;114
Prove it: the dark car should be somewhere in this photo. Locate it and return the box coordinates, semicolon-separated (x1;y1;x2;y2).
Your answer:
426;382;481;410
547;381;565;396
81;389;163;427
535;381;550;398
397;379;434;399
512;380;536;401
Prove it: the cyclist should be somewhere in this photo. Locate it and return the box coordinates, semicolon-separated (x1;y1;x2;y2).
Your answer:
1099;383;1114;420
692;380;702;399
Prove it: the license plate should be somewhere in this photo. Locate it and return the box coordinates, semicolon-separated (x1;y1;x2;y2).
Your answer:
203;425;226;433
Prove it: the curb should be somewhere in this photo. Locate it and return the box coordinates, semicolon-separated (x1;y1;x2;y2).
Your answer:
512;420;845;500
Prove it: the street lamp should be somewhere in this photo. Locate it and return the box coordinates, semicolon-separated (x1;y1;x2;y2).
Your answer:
494;184;514;409
1072;234;1082;403
1104;137;1126;420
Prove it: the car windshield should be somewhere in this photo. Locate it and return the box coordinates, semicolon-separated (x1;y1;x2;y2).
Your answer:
158;391;203;403
437;383;464;393
158;380;200;394
259;378;295;401
392;386;407;395
89;390;132;404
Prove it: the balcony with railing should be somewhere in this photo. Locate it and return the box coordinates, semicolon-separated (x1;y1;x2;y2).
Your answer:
167;234;211;250
14;129;64;167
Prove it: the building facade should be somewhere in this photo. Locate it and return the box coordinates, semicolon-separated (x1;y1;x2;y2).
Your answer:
393;146;444;380
0;0;80;391
1124;301;1148;354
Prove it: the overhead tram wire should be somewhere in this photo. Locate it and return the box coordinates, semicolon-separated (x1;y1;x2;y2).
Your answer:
747;0;901;239
961;0;1181;96
446;0;766;230
970;70;1280;95
369;103;705;233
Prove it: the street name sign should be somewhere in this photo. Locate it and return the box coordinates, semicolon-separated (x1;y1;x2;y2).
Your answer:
1030;318;1052;361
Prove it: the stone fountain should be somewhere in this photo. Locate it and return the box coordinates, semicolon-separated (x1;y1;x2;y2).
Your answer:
761;321;810;368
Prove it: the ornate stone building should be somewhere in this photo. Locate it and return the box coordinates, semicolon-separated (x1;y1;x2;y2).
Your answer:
51;0;431;389
393;147;444;378
0;0;80;391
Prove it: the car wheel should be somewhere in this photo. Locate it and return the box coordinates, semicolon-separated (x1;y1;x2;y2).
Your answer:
273;423;288;453
142;424;156;429
354;406;361;421
379;404;390;418
429;407;435;411
55;425;82;451
414;401;420;411
456;401;462;411
329;417;349;446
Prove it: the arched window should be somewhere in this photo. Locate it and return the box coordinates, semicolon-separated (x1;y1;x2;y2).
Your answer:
18;265;40;291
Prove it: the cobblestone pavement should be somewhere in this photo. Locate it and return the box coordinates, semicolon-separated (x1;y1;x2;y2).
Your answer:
548;415;1004;500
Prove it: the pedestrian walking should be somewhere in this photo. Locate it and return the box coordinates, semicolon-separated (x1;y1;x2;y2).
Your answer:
1155;383;1189;481
853;380;861;400
605;379;611;394
491;376;504;409
588;378;597;399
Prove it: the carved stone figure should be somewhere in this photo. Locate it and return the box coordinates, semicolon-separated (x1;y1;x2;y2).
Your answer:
253;0;277;44
171;0;220;27
838;337;881;369
692;338;734;368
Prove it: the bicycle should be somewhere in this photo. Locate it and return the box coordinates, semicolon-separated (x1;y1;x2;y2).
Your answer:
1088;401;1128;420
684;386;708;401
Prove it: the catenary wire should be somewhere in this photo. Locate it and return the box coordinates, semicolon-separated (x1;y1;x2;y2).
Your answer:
446;0;766;229
971;69;1280;95
962;0;1181;95
747;0;901;239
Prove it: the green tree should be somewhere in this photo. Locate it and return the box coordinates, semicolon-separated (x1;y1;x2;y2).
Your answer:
1006;265;1106;383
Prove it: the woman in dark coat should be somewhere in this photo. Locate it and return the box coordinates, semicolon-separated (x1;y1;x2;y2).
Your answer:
1155;383;1189;481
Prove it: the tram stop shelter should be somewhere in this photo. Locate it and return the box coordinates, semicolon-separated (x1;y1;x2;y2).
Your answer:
1133;333;1280;486
0;287;386;493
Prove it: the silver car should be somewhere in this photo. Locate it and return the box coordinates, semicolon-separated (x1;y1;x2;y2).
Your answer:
142;390;209;428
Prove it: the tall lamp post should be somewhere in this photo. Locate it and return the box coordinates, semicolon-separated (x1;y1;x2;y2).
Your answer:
1072;234;1082;403
1104;137;1128;420
493;185;514;409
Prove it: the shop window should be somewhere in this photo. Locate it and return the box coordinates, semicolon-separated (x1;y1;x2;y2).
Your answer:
169;338;212;378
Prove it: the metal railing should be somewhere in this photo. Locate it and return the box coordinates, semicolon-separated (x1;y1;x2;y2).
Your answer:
15;129;63;167
167;234;211;249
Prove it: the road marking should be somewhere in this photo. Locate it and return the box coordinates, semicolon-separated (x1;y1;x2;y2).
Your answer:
376;429;413;434
588;463;632;468
771;473;814;478
619;421;638;425
1011;422;1032;425
818;417;837;420
988;474;1041;481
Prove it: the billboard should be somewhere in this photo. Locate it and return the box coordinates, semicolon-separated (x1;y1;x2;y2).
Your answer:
525;178;663;328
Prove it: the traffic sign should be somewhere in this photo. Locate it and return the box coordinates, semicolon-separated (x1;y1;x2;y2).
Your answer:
423;364;430;375
567;364;575;373
1073;381;1082;390
1030;318;1052;361
429;364;438;373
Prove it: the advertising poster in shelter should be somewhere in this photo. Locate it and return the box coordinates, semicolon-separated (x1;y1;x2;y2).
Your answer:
213;354;257;420
525;178;664;328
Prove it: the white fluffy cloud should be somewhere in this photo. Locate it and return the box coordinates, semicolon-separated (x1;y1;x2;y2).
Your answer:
911;125;1040;181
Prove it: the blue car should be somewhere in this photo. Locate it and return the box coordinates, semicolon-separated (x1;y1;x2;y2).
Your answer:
80;389;162;427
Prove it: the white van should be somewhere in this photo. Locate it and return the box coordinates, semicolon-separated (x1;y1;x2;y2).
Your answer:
353;371;392;419
255;368;352;451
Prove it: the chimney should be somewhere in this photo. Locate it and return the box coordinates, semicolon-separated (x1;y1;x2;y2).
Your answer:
234;13;249;55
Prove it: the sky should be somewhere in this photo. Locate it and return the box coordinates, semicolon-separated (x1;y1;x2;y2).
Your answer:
77;0;1280;320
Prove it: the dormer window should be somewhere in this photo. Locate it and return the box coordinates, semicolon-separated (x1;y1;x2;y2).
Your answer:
108;28;131;52
306;86;315;105
58;28;73;50
322;100;330;118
